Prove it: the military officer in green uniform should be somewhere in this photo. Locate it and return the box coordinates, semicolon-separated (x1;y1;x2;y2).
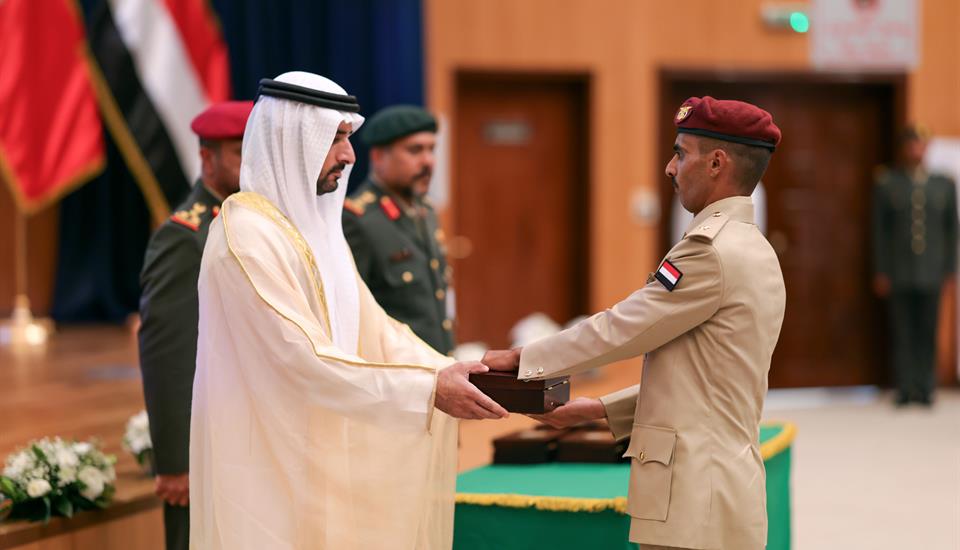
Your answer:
138;100;253;550
872;124;959;406
343;105;455;354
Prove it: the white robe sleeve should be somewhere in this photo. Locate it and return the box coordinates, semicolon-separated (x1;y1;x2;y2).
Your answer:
206;207;438;432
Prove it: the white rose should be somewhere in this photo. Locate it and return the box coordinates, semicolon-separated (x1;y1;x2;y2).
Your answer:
58;466;77;486
131;411;149;431
26;479;51;498
72;442;92;455
55;449;79;469
128;435;145;454
78;466;105;500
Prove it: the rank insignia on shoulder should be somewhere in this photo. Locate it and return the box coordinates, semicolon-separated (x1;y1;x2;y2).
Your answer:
170;202;207;231
380;196;401;221
655;259;682;291
344;198;365;216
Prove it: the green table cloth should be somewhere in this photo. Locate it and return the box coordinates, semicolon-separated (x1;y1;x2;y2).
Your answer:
454;422;795;550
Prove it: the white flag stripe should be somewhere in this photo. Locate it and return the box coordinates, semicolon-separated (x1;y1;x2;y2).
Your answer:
109;0;208;183
658;265;678;284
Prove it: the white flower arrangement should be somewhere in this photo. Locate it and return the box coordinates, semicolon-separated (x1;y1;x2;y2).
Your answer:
0;437;116;523
122;410;154;475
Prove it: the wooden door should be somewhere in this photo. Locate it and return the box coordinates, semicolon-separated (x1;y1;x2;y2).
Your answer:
453;74;589;348
660;74;903;387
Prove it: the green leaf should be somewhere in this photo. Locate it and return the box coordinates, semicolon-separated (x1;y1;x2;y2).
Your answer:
32;445;47;462
0;476;17;496
53;496;73;518
41;497;51;524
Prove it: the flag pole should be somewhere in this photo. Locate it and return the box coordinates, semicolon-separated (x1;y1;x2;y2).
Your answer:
0;207;53;349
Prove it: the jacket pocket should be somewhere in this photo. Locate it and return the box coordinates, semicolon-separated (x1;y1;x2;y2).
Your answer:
622;424;678;521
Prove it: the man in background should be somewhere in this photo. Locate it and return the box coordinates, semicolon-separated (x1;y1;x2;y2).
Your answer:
343;105;455;354
138;100;253;550
872;124;958;406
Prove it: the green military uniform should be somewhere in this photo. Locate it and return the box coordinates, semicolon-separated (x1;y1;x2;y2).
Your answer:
138;182;222;550
343;179;455;354
872;167;959;402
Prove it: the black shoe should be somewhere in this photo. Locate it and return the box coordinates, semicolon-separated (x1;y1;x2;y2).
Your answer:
916;394;933;407
894;393;910;407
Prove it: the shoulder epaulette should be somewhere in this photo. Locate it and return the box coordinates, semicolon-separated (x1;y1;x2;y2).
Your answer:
344;190;380;216
344;198;366;216
686;211;730;242
170;202;208;231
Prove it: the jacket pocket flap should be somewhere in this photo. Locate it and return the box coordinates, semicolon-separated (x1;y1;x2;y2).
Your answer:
623;424;677;465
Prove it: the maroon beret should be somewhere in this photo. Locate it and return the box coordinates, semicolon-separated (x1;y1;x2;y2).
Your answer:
190;100;254;140
674;96;781;151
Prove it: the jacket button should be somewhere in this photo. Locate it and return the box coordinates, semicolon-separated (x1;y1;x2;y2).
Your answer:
430;259;440;270
639;451;645;461
436;289;446;300
537;367;544;374
442;319;453;331
524;370;532;377
402;271;413;283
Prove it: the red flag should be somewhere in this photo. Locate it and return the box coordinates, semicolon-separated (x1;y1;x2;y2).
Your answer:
0;0;105;212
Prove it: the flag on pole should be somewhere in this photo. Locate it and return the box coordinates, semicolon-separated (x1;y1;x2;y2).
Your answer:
0;0;106;213
85;0;232;224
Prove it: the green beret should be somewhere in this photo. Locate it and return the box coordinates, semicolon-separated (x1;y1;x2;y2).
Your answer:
361;105;437;146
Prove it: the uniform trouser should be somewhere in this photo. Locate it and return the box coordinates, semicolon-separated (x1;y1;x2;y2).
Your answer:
888;289;940;399
163;503;189;550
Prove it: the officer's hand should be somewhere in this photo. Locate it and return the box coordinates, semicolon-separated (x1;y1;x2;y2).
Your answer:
873;274;892;297
436;362;509;420
481;348;522;372
527;397;606;429
155;473;189;507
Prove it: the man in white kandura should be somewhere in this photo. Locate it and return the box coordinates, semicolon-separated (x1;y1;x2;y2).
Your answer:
189;71;508;550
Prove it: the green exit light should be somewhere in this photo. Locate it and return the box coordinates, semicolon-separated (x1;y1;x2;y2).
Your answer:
789;11;809;33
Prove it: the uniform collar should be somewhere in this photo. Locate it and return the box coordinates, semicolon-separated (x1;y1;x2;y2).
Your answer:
369;177;423;218
191;180;225;206
685;195;754;234
200;183;225;204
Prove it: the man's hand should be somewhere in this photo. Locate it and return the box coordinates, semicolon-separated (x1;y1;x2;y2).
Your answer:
873;274;891;298
481;348;522;372
436;362;509;420
155;473;189;507
528;397;606;429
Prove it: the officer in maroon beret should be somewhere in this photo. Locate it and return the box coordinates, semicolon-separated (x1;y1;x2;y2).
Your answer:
138;100;253;550
483;96;787;550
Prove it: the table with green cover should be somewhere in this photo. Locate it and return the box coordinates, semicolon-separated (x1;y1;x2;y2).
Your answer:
454;422;795;550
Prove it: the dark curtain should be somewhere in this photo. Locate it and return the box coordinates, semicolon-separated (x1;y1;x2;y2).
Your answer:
52;0;425;322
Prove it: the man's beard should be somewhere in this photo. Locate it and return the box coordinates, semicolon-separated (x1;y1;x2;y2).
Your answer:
317;163;346;195
403;167;432;199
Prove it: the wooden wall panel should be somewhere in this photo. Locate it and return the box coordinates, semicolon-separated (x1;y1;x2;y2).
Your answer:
427;0;960;383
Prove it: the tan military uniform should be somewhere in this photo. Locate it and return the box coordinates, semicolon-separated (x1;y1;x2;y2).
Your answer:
518;196;786;550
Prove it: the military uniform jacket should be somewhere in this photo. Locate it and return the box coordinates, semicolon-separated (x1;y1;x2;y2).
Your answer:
872;168;959;291
342;180;454;354
518;197;786;550
138;183;222;475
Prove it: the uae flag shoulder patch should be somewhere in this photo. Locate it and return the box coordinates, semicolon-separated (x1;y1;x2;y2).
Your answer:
655;259;683;291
